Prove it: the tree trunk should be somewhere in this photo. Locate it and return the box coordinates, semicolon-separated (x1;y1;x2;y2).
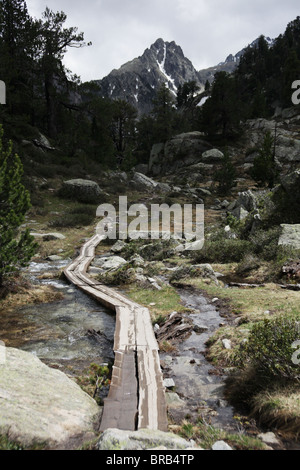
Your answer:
45;72;57;138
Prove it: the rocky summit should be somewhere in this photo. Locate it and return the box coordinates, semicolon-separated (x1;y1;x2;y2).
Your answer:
96;35;274;116
96;38;205;115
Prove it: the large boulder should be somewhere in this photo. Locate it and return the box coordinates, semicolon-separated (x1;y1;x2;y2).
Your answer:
227;191;254;221
131;172;158;192
278;224;300;250
96;428;198;450
60;179;102;204
275;136;300;163
280;170;300;192
202;149;224;163
0;347;101;449
149;132;212;176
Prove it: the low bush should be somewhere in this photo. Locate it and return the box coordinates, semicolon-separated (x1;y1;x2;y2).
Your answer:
236;316;300;383
194;238;252;264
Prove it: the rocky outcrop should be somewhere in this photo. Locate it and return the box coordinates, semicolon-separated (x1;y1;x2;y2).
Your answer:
278;224;300;250
131;172;158;192
244;115;300;169
0;348;101;449
96;38;204;116
149;132;213;176
227;190;261;221
60;179;103;204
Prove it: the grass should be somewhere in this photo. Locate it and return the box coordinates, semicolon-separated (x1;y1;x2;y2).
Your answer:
0;435;24;451
126;284;187;323
175;420;267;450
0;282;64;312
177;276;300;439
179;278;300;323
251;384;300;437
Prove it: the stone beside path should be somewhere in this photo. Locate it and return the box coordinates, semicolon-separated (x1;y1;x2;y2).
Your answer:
0;347;101;449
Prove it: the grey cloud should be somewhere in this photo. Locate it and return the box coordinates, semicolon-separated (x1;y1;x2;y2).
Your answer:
26;0;300;82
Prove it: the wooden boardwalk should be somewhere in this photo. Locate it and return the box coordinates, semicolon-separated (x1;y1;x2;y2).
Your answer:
64;234;168;432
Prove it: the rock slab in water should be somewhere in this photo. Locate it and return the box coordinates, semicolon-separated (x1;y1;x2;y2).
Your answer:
97;428;198;450
0;348;101;449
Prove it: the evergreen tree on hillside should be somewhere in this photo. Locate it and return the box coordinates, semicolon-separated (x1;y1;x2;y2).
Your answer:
0;126;37;287
200;72;241;138
35;8;90;137
109;99;137;168
0;0;37;124
151;83;176;143
250;131;279;188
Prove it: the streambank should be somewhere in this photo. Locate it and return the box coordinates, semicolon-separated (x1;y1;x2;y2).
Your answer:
0;259;116;379
160;284;240;433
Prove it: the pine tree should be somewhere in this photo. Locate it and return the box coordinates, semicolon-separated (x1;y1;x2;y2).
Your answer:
250;131;279;188
151;83;176;143
0;0;36;120
214;151;237;195
0;126;37;287
36;7;90;137
201;72;241;137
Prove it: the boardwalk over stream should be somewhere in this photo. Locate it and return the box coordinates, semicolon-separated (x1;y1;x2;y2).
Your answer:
64;234;168;432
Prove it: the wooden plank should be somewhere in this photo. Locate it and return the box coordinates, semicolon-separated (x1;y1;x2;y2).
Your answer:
64;233;168;433
100;350;138;432
136;347;168;432
134;307;159;351
114;306;136;352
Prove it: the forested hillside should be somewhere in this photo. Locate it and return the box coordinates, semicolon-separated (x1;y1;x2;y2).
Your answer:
1;1;300;175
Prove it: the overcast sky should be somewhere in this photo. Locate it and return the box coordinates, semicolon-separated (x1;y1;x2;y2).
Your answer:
26;0;300;83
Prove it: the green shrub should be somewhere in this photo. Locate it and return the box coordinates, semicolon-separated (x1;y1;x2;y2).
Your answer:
248;227;281;261
194;238;252;264
236;317;300;382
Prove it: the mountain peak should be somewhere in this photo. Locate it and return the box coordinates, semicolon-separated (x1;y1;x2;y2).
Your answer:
96;38;204;115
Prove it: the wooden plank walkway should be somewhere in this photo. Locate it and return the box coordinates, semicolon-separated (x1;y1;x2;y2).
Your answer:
64;234;168;432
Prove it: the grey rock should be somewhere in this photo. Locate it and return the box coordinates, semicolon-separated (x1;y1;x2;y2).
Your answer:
129;254;145;267
165;392;186;408
60;179;102;204
30;232;66;241
156;182;172;193
280;169;300;192
275;136;300;163
212;441;233;451
257;432;281;447
131;172;158;192
163;378;176;389
93;256;127;270
202;149;224;162
150;132;212;176
0;348;101;450
278;224;300;250
110;240;127;254
97;428;196;450
46;255;63;262
193;324;209;334
222;339;232;350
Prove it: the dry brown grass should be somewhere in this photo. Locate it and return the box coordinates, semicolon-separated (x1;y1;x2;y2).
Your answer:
251;385;300;438
0;284;64;312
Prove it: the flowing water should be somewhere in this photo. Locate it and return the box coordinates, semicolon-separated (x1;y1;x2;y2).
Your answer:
1;260;116;377
161;286;239;433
